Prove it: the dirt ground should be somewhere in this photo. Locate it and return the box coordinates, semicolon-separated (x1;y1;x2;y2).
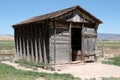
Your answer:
1;59;120;80
1;53;120;80
56;62;120;79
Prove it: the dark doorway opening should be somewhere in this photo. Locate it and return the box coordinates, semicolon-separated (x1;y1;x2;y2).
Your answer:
71;28;82;61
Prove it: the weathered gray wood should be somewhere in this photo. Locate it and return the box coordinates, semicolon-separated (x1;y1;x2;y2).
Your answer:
69;23;72;62
53;21;56;65
49;26;54;64
17;28;20;59
51;35;69;41
26;27;30;61
81;23;84;61
18;28;23;59
14;28;19;59
33;26;38;63
21;27;26;59
12;6;101;64
43;25;47;63
38;25;43;62
23;27;28;59
46;22;50;63
30;26;35;61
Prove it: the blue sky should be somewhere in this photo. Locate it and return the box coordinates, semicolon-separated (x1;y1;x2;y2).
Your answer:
0;0;120;35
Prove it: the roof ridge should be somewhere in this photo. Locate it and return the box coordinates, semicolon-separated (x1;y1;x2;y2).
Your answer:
13;5;102;26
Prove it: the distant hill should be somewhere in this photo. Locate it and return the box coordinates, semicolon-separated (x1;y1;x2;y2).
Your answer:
98;33;120;41
0;34;14;40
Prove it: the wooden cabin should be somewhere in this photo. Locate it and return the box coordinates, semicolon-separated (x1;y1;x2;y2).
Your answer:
12;5;102;64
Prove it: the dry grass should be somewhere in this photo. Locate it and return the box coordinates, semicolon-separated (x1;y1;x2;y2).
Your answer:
0;36;14;40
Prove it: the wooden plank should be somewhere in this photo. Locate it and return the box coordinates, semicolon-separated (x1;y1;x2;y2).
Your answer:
51;40;70;44
69;23;72;62
46;22;50;63
53;21;56;65
43;24;47;63
17;28;20;59
40;25;44;62
21;26;26;59
18;28;23;59
24;27;28;59
30;26;35;61
51;36;69;41
38;25;43;62
49;26;54;64
26;27;30;61
14;28;19;59
34;26;38;63
81;23;85;61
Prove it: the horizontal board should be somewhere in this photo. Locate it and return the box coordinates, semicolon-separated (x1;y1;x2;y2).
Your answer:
57;32;69;36
56;43;69;47
50;41;70;44
50;37;69;41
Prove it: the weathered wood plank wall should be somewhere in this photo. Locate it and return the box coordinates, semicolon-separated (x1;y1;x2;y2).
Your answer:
82;27;97;54
14;23;49;63
49;22;71;64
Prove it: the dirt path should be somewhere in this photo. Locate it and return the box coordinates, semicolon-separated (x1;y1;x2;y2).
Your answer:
56;62;120;79
2;61;120;80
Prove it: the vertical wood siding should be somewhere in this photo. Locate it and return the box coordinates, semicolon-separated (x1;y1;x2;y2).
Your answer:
14;23;49;63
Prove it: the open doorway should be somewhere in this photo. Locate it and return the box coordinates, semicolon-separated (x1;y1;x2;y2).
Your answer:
71;28;82;61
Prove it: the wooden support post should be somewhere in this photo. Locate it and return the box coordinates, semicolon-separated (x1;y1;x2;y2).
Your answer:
53;21;56;65
94;24;99;61
69;23;72;63
44;22;50;63
81;23;84;61
19;28;23;59
25;27;30;61
22;27;26;59
34;26;38;63
38;26;43;62
14;28;19;60
26;35;30;61
17;29;20;59
43;24;48;63
30;26;35;62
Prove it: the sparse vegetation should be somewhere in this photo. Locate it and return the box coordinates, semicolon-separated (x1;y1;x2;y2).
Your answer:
102;77;120;80
0;40;14;47
0;40;14;59
84;77;120;80
102;55;120;66
97;41;120;46
15;59;55;71
0;40;14;50
1;39;120;80
0;63;80;80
